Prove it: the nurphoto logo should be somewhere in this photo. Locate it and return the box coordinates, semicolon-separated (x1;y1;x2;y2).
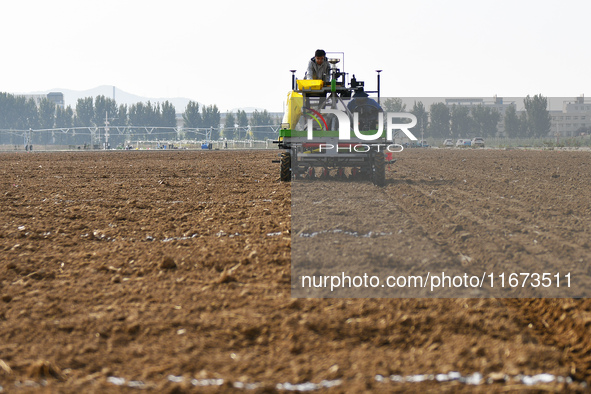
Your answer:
305;109;419;142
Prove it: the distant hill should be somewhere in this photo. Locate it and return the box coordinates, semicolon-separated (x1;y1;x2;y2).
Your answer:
29;85;195;112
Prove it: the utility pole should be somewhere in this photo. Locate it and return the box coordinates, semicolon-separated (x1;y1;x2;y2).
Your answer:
104;111;110;149
104;112;118;149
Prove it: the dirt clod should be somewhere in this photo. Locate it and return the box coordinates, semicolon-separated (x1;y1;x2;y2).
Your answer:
160;256;177;270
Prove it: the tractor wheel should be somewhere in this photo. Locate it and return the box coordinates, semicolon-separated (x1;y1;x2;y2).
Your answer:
280;152;291;182
372;152;386;187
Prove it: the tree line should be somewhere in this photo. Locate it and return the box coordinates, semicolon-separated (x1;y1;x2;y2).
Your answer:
381;95;552;140
2;90;553;145
0;92;281;145
0;93;177;130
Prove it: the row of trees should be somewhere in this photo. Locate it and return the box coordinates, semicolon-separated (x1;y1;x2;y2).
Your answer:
0;93;179;130
2;91;554;145
426;102;502;139
184;103;279;140
0;92;281;145
0;92;51;130
381;95;552;139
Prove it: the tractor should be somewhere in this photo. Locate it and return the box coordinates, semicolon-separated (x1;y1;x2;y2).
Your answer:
274;53;391;186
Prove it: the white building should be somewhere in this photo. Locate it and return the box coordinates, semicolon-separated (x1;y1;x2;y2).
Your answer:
549;96;591;137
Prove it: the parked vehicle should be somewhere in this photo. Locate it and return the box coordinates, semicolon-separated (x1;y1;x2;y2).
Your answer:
471;137;485;148
456;139;471;147
443;139;453;147
402;141;428;148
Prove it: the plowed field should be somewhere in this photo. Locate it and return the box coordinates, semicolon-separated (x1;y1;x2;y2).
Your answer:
1;149;590;393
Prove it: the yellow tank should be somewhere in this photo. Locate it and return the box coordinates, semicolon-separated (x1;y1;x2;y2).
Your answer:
296;79;324;90
281;90;303;130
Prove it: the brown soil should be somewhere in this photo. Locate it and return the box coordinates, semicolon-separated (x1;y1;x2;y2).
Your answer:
0;149;590;393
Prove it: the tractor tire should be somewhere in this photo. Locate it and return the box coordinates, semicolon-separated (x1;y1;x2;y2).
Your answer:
280;152;291;182
372;151;386;187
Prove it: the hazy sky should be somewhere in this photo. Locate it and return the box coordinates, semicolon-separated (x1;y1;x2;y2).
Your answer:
2;0;590;112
